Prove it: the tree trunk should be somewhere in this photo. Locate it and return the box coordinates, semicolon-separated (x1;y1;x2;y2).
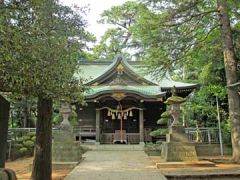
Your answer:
0;95;10;168
23;97;33;128
31;96;53;180
217;0;240;163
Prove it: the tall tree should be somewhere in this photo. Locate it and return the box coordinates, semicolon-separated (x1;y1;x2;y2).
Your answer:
0;95;10;168
133;0;240;162
0;0;91;179
91;1;145;60
217;0;240;162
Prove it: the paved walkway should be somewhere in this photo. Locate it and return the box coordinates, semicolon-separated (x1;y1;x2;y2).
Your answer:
64;151;166;180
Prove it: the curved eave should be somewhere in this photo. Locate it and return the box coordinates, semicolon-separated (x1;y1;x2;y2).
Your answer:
161;83;200;92
85;88;166;101
86;56;157;86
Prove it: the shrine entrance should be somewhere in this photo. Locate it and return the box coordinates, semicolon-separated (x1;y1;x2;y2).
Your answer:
95;97;145;144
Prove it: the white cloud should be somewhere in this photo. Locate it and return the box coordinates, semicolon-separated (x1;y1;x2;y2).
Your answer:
60;0;128;41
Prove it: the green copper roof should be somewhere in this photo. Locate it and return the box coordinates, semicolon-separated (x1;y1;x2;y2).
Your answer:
78;59;198;89
77;56;199;99
85;85;165;99
76;64;109;82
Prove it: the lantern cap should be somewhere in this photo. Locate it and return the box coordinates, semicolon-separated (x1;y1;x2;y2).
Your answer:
165;96;186;104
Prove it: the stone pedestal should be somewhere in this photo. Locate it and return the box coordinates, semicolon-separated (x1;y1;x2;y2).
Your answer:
52;130;82;162
52;102;82;164
161;125;198;162
161;142;198;162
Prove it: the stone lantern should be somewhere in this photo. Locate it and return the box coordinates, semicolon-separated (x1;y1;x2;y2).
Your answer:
59;102;72;131
165;95;186;126
160;86;198;162
52;102;82;164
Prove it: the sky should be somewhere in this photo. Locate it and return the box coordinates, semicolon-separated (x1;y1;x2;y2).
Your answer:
61;0;128;41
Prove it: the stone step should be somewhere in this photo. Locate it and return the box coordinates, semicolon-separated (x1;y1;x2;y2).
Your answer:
82;144;144;151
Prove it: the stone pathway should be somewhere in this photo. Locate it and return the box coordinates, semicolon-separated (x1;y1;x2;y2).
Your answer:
64;151;166;180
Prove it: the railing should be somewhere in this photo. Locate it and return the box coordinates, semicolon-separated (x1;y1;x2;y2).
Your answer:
101;133;140;144
185;128;220;144
73;126;96;134
8;128;36;141
7;127;221;145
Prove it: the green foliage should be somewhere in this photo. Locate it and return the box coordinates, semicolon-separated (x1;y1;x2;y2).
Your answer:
222;120;232;144
23;140;34;148
161;111;171;118
131;0;221;75
69;110;78;126
157;110;171;125
157;118;168;125
15;144;23;149
19;147;28;154
157;105;171;125
149;128;168;137
0;0;92;102
90;1;146;60
22;136;31;141
8;95;37;128
31;136;36;141
184;85;227;127
144;142;162;151
27;131;36;137
53;114;62;126
16;132;36;155
17;137;24;143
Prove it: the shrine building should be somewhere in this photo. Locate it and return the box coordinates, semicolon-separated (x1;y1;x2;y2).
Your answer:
75;56;198;144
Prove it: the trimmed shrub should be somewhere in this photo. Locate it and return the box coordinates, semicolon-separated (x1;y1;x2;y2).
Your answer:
23;140;34;148
19;147;28;154
16;132;36;156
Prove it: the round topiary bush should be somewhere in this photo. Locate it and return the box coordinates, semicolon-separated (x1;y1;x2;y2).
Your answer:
27;131;36;137
22;135;31;141
19;147;28;154
15;132;36;156
23;140;34;148
15;143;23;149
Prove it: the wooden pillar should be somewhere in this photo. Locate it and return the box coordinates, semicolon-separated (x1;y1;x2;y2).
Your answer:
96;109;100;144
139;109;144;144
